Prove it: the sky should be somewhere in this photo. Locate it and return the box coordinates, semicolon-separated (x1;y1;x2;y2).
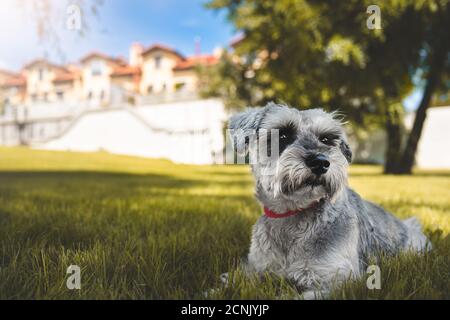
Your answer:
403;89;423;111
0;0;421;110
0;0;235;71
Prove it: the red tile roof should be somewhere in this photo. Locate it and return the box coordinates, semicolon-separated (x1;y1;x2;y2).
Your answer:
80;52;126;65
111;65;141;77
53;71;79;83
173;55;219;71
0;69;16;78
142;43;185;60
230;33;245;48
2;75;26;87
23;59;68;72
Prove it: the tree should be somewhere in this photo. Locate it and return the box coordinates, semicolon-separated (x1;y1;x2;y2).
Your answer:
198;50;259;109
205;0;450;174
396;2;450;173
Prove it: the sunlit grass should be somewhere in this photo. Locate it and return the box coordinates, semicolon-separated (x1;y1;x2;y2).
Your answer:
0;147;448;299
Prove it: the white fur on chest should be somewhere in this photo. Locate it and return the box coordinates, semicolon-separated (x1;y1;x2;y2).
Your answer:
247;215;361;290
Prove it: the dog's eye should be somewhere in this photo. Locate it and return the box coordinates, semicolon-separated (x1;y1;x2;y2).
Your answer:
279;129;295;143
319;135;337;146
276;124;297;154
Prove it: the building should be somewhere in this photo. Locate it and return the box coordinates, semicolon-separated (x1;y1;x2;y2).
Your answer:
0;43;226;164
0;69;26;106
138;44;217;96
0;42;219;108
79;52;138;106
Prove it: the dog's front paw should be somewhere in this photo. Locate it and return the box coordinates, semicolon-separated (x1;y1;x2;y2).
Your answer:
202;272;231;299
301;290;317;300
301;289;329;300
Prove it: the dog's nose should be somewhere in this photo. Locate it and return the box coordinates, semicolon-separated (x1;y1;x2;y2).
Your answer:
305;154;330;175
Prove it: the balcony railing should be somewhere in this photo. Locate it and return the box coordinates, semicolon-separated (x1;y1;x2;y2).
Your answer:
134;91;199;106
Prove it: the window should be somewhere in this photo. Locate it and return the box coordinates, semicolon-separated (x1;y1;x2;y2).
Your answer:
154;55;162;69
147;85;153;94
175;83;186;92
43;92;48;101
162;83;167;92
31;94;38;102
100;90;105;100
91;60;103;76
88;91;93;100
38;68;44;81
57;91;64;100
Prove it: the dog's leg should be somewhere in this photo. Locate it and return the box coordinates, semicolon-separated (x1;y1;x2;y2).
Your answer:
403;217;432;251
220;259;259;286
219;272;230;285
203;260;258;298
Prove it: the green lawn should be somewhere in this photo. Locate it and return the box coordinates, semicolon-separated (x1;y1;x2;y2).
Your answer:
0;147;449;299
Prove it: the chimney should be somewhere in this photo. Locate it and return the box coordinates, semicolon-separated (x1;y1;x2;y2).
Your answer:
129;42;144;67
194;36;201;56
213;46;224;58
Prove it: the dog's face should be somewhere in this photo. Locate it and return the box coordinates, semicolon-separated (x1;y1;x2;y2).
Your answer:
229;103;352;212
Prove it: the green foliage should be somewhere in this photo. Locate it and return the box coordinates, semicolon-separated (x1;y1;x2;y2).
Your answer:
0;147;449;299
204;0;449;127
197;52;257;110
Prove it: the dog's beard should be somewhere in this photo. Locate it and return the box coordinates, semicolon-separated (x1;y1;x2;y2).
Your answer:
274;170;329;208
257;160;346;210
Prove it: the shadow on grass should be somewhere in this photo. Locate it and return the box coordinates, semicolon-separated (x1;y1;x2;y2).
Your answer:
0;170;196;187
349;171;450;178
0;170;257;249
0;170;255;190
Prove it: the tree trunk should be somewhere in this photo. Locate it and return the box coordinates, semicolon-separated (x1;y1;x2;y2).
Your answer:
384;103;403;174
394;48;446;174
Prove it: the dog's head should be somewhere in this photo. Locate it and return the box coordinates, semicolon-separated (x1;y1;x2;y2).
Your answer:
229;103;352;213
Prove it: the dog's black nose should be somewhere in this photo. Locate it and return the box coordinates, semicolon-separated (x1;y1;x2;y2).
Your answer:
305;154;330;175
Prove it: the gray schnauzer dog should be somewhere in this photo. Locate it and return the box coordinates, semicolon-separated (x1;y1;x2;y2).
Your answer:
227;103;430;299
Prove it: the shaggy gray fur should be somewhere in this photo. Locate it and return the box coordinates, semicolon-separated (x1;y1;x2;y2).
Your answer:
227;103;430;299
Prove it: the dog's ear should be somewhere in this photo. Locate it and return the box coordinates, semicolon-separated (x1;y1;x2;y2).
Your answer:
340;139;352;163
228;107;267;155
330;111;352;163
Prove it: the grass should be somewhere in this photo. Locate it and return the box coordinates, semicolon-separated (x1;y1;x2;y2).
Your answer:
0;147;449;300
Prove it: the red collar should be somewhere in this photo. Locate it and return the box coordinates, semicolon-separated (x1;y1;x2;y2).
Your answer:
263;201;320;219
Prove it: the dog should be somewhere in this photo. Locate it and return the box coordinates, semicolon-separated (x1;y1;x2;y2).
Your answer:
226;102;430;299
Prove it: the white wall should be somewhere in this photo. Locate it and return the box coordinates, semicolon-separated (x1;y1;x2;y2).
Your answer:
416;106;450;169
37;99;227;165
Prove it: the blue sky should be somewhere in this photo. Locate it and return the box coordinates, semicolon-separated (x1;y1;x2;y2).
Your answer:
0;0;235;71
403;89;423;111
82;0;235;60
